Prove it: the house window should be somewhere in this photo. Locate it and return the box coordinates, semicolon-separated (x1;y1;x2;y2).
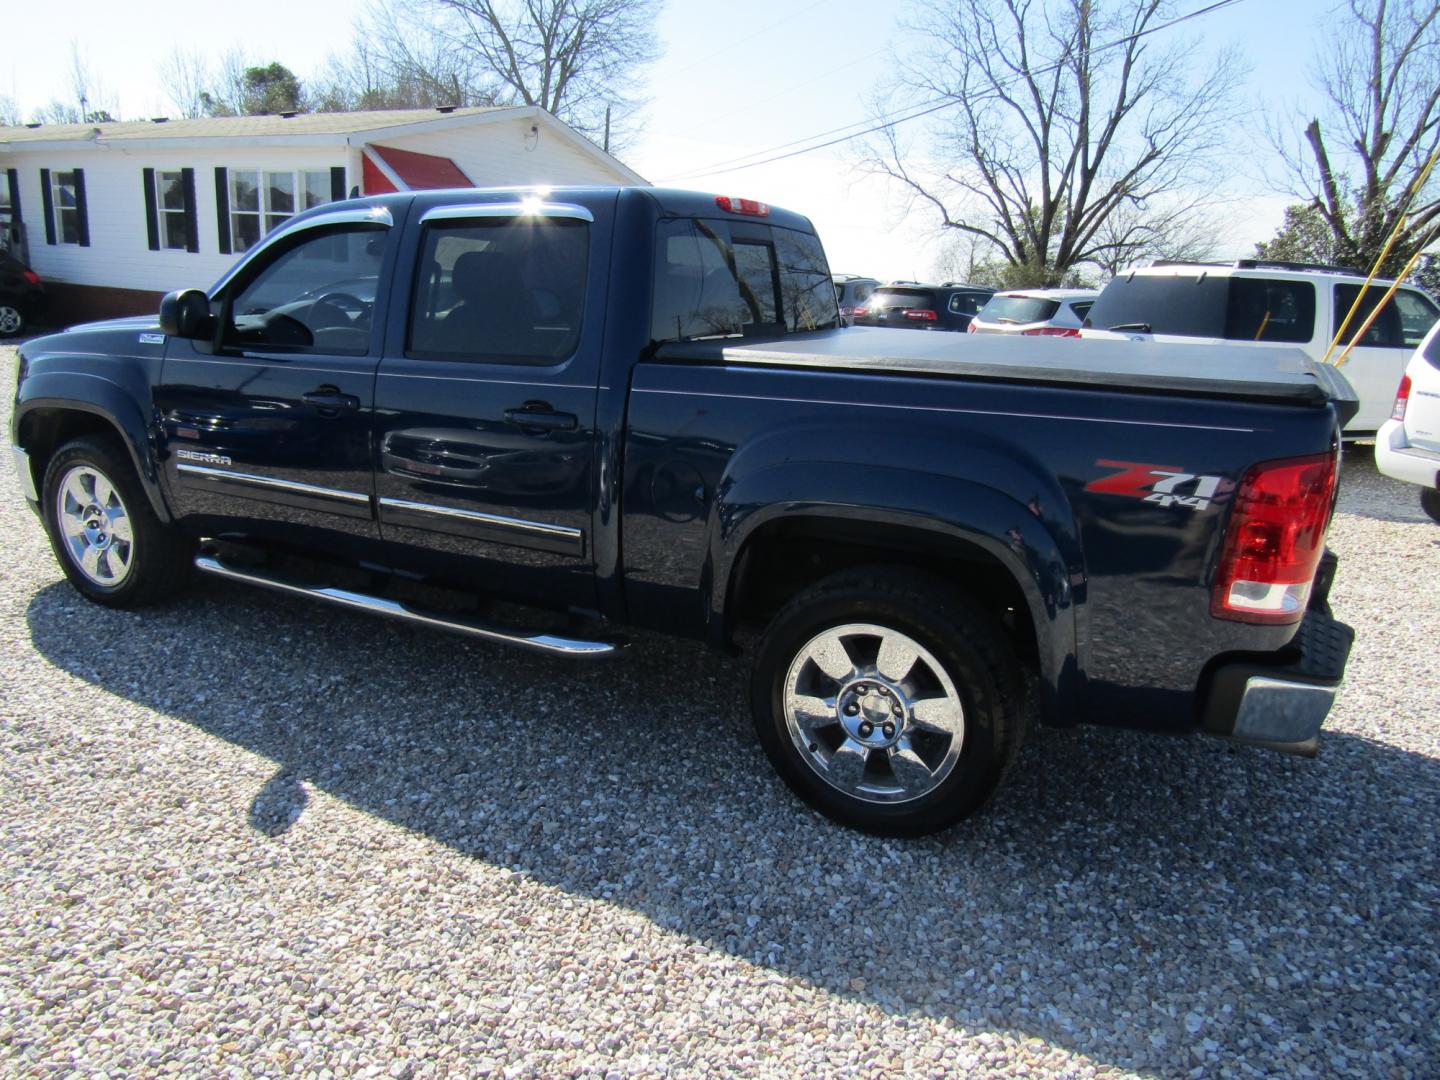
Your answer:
51;170;83;244
156;171;188;249
228;169;336;252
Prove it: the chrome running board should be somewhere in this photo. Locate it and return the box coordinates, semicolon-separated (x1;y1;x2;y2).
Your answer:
194;553;623;658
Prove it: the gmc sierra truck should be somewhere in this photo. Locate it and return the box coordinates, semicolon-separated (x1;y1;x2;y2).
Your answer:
10;187;1357;835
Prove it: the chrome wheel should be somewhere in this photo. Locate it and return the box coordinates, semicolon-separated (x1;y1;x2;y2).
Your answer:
782;622;965;804
55;464;135;588
0;304;21;335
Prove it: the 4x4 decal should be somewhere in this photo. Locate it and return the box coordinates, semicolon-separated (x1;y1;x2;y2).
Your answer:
1086;459;1225;511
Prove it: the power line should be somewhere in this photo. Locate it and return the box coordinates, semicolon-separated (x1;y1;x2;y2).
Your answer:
656;0;1247;183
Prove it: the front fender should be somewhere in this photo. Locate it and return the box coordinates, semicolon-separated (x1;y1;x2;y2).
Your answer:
14;371;171;522
709;454;1081;720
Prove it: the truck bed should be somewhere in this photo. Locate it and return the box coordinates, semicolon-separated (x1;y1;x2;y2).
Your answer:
657;327;1356;410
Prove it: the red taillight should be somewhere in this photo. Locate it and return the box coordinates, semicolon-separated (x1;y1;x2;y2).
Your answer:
903;308;937;321
966;321;977;333
1020;326;1081;337
715;196;769;217
1392;373;1412;421
23;270;40;286
1211;452;1338;624
851;306;867;317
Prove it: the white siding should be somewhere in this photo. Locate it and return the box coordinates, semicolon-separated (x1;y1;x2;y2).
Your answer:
2;146;347;293
377;115;639;188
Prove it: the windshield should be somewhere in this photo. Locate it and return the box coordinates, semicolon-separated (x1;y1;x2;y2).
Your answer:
979;296;1060;324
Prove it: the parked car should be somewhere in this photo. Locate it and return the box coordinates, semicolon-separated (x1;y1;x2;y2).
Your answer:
12;187;1357;836
834;274;880;325
0;249;45;337
968;288;1098;337
1375;320;1440;522
1080;259;1440;436
853;282;996;332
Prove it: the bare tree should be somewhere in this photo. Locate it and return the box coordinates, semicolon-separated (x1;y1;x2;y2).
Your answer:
407;0;662;150
65;41;117;122
866;0;1242;286
1275;0;1440;277
159;49;213;118
0;96;19;127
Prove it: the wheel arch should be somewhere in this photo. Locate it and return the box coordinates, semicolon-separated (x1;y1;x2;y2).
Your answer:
15;377;172;523
711;465;1081;724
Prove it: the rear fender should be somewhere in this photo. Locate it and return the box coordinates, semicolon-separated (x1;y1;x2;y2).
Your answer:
710;451;1081;720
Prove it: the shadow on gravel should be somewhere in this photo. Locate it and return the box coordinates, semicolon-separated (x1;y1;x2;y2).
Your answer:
26;578;1438;1077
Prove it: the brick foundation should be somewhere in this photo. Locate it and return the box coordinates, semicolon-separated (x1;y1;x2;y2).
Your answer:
41;282;166;329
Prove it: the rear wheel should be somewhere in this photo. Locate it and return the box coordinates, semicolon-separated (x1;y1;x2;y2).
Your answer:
1421;487;1440;524
41;436;193;608
750;567;1025;836
0;302;24;337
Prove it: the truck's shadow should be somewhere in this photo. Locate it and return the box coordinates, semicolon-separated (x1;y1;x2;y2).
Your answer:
25;580;1438;1076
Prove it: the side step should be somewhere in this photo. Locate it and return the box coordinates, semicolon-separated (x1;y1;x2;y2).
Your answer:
194;553;623;658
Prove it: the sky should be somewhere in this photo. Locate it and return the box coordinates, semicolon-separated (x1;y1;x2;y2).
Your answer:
3;0;1333;282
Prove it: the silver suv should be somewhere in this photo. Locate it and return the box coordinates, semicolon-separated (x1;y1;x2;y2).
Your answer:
1081;259;1440;435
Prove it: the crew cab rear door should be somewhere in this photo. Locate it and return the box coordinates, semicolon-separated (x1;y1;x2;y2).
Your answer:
155;208;398;560
372;196;609;610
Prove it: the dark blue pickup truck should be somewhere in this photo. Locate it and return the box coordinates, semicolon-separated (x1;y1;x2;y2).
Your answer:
10;187;1357;834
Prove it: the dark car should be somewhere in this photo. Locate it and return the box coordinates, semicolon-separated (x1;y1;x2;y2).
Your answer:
853;281;995;332
0;250;45;337
833;274;880;325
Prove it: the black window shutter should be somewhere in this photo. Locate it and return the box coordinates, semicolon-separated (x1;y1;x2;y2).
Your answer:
142;168;160;251
40;169;55;246
214;167;231;255
74;169;89;247
5;169;19;223
330;167;346;202
181;168;199;253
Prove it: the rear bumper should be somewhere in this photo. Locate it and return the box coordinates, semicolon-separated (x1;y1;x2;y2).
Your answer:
1200;607;1354;756
1375;419;1440;490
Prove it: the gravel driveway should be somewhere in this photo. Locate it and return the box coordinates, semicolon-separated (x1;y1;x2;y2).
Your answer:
2;339;1437;1078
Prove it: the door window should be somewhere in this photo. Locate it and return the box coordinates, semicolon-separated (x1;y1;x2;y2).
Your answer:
225;225;387;355
408;216;590;364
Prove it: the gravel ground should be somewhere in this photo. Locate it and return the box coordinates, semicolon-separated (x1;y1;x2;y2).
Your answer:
1;338;1437;1079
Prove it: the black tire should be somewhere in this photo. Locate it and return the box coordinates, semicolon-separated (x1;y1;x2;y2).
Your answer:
750;566;1026;836
1421;487;1440;524
0;300;24;337
41;435;194;608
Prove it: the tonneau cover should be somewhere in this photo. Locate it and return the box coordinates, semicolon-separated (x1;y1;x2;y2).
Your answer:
656;327;1356;409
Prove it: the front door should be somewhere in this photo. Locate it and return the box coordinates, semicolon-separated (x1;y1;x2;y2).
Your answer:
373;199;602;611
156;216;395;560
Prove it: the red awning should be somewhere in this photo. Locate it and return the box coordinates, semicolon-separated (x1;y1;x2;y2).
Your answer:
363;145;472;192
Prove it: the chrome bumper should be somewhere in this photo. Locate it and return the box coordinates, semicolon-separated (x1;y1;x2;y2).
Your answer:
10;445;38;503
1201;610;1354;756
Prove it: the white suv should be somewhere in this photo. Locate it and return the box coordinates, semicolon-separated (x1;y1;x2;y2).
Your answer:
1375;321;1440;522
1080;260;1440;435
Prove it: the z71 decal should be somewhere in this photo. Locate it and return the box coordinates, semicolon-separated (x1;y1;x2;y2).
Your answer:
1086;459;1226;512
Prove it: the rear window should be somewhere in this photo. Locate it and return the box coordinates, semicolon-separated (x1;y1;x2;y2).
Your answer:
1334;285;1439;350
1085;274;1315;343
979;295;1061;324
868;288;934;311
651;218;838;343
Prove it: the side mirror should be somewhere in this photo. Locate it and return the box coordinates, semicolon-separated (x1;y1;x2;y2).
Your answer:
158;288;214;339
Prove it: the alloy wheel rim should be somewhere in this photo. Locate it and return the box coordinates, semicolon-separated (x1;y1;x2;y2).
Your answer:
782;622;965;804
55;465;135;588
0;306;20;334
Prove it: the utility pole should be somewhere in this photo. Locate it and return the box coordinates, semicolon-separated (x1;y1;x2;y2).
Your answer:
603;105;611;154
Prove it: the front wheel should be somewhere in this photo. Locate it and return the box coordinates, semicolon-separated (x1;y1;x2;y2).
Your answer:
0;301;24;337
750;567;1025;836
41;436;194;608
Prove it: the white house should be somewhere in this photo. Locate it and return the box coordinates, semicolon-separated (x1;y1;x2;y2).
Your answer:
0;105;647;324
